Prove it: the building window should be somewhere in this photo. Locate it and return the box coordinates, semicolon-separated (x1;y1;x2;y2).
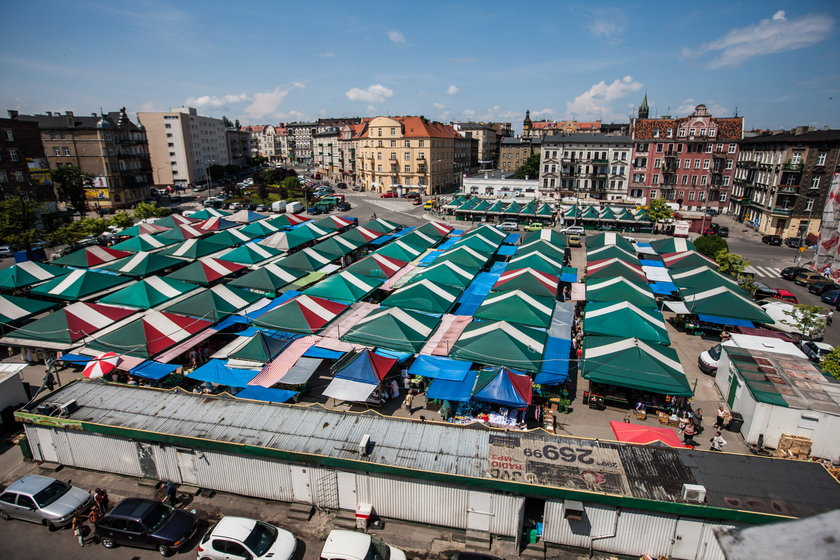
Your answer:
632;173;645;183
653;128;660;138
666;128;673;138
691;175;698;186
817;152;827;165
722;176;730;186
9;149;18;162
689;128;696;136
404;140;410;147
0;170;6;182
656;143;663;153
812;176;821;189
701;175;708;186
679;128;686;137
703;159;710;169
3;129;13;141
404;165;410;173
53;147;60;156
377;165;382;172
709;128;716;137
654;158;661;168
13;170;24;181
652;174;659;184
805;198;815;211
728;144;736;153
689;191;695;200
684;159;691;169
418;140;425;147
63;147;70;156
725;159;733;170
650;190;657;198
698;191;705;200
681;175;688;185
705;144;713;153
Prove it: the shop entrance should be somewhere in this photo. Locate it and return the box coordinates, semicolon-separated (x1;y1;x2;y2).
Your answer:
517;497;545;551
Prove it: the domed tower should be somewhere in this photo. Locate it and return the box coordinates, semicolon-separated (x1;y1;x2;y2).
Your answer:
523;110;532;135
638;94;649;119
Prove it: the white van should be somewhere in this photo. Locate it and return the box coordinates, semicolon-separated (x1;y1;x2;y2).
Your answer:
271;200;287;213
319;530;406;560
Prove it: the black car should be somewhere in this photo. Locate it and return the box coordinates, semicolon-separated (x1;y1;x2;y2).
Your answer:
717;226;729;238
336;202;351;211
809;281;840;295
762;235;782;245
336;182;347;189
95;498;199;556
753;282;779;300
306;206;324;215
785;237;804;248
781;266;810;280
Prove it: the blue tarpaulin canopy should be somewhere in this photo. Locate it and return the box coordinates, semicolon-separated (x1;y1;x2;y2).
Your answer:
496;245;517;257
697;314;755;327
417;251;443;266
188;359;257;387
535;337;571;385
650;282;679;294
59;353;92;365
472;367;532;407
503;233;520;244
435;238;458;251
455;271;502;316
427;370;477;402
640;259;665;267
234;385;297;403
304;346;346;359
131;361;179;380
408;355;472;381
559;267;577;283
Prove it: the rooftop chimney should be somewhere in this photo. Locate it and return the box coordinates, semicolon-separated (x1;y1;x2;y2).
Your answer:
7;110;18;119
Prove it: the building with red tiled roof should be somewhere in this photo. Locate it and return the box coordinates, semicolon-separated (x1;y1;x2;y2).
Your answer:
522;111;604;138
629;102;743;213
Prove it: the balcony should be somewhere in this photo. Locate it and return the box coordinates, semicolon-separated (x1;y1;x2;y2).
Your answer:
771;207;793;216
740;160;758;168
779;184;799;193
783;162;803;171
417;166;427;173
592;158;609;164
389;155;398;161
416;155;425;161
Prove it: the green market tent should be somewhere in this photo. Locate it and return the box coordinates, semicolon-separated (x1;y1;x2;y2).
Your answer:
0;261;70;290
1;301;135;349
164;257;247;286
188;208;232;220
409;259;478;289
275;247;335;271
154;224;209;241
312;215;354;232
583;336;693;396
341;225;383;244
585;258;648;284
585;231;636;252
341;306;441;353
474;290;555;328
227;209;268;224
165;284;264;321
521;229;566;247
469;199;492;214
586;276;657;307
614;208;636;222
160;237;230;259
563;205;580;219
435;245;490;269
100;251;187;277
580;206;601;220
314;235;363;258
455;198;479;213
670;266;740;291
452;233;500;254
118;222;170;237
0;294;60;325
450;320;546;373
518;202;537;217
380;279;461;314
462;224;507;242
30;269;131;301
195;216;239;231
297;221;332;238
229;262;307;293
517;239;567;260
218;242;283;265
583;301;670;344
485;200;507;215
88;310;214;359
634;210;653;222
226;331;290;365
99;276;200;309
303;271;383;303
502;201;522;215
346;254;408;280
373;240;425;262
208;228;256;247
535;203;555;218
398;230;439;251
492;267;559;298
110;234;177;253
507;251;565;276
586;244;639;264
267;213;310;228
650;238;697;254
254;294;349;334
151;214;200;228
53;245;133;268
261;228;320;251
680;285;773;323
240;220;281;237
662;250;718;270
600;207;618;221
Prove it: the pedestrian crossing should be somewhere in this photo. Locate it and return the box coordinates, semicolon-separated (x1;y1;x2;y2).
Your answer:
750;266;783;278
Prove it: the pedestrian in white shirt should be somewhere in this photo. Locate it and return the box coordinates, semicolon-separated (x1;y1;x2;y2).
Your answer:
710;431;727;451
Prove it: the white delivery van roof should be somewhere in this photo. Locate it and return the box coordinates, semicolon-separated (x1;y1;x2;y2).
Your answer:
724;333;806;359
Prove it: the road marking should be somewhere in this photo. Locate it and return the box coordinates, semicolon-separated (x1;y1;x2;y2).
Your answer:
752;266;782;278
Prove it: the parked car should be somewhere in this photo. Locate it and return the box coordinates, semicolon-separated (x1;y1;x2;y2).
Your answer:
197;516;297;560
336;202;352;211
753;282;779;300
717;226;729;237
0;245;13;258
496;222;519;231
337;182;347;189
567;234;582;248
524;222;545;232
380;192;396;198
95;497;199;556
0;475;92;529
762;235;782;245
698;344;722;374
352;186;362;191
800;341;833;363
307;206;324;215
794;271;828;286
412;198;422;205
809;280;840;295
774;289;798;304
781;266;810;280
785;237;804;248
319;529;407;560
559;225;585;235
822;290;840;306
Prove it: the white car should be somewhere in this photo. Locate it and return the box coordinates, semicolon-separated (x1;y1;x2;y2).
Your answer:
196;516;296;560
320;529;406;560
559;225;585;235
698;343;722;374
496;222;519;231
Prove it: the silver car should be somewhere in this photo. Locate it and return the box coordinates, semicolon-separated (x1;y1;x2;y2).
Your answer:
0;475;92;529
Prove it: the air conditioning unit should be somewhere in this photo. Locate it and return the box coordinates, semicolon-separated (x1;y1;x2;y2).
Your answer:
682;483;706;503
58;399;78;417
358;434;370;456
36;403;58;416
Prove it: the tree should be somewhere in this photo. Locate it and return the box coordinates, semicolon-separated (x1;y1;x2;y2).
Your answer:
208;164;226;181
820;347;840;381
695;235;728;260
222;116;233;128
254;173;269;202
108;212;135;230
132;201;172;221
644;198;674;231
234;119;241;130
782;304;827;341
252;155;267;167
281;176;301;194
715;250;756;292
224;164;241;175
0;196;42;250
513;154;540;179
53;165;92;217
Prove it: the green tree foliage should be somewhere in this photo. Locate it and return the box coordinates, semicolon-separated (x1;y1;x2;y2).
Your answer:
0;196;42;250
53;165;92;217
695;235;729;260
513;154;540;179
44;217;113;247
132;201;172;221
108;212;135;230
715;250;756;292
644;198;674;224
223;164;241;175
253;173;269;202
281;176;301;195
222;116;233;128
252;156;267;166
782;304;827;341
208;164;226;181
819;346;840;381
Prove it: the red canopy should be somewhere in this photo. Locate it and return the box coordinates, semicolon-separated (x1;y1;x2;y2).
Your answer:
609;421;686;448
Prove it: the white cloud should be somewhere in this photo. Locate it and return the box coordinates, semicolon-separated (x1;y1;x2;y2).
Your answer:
565;76;643;120
366;105;378;114
388;30;406;43
345;84;394;103
437;110;452;121
532;108;556;118
683;11;834;69
588;17;625;45
446;85;459;95
433;102;446;110
462;109;476;118
186;93;248;108
243;83;305;119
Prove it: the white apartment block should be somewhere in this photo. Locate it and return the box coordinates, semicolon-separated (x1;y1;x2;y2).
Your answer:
138;107;229;187
540;134;632;201
313;127;341;182
247;125;277;161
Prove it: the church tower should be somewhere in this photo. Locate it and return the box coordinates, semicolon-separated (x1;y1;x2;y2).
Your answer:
523;110;532;136
638;94;649;119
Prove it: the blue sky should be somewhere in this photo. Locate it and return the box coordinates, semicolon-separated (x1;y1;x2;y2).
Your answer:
2;1;839;131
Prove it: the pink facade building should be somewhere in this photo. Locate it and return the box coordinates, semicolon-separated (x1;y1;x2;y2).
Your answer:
629;100;743;212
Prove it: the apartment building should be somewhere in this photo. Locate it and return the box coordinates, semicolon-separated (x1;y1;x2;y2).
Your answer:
630;103;743;212
138;107;228;188
17;108;152;208
357;116;458;195
286;122;317;166
522;110;602;139
274;125;289;166
463;170;540;199
313;127;340;182
226;128;251;169
540;134;632;201
246;125;276;160
337;123;366;186
499;136;542;174
452;122;498;170
733;128;840;238
0;112;53;202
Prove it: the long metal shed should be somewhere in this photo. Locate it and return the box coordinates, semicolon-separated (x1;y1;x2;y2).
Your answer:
17;382;840;559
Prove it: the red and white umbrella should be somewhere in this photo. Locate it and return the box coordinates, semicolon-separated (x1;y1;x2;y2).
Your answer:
82;352;120;379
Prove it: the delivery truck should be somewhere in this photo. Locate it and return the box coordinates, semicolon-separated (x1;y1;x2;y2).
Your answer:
286;201;304;214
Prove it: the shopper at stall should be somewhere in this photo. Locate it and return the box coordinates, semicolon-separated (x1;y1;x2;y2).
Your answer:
682;421;697;447
710;431;727;451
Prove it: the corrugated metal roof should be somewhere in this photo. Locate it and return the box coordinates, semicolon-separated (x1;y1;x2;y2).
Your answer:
30;382;840;518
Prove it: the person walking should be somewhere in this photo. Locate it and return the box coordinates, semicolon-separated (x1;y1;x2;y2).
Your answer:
827;310;834;326
94;488;109;513
71;513;86;547
165;480;178;506
714;406;725;429
710;431;727;451
683;422;697;447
